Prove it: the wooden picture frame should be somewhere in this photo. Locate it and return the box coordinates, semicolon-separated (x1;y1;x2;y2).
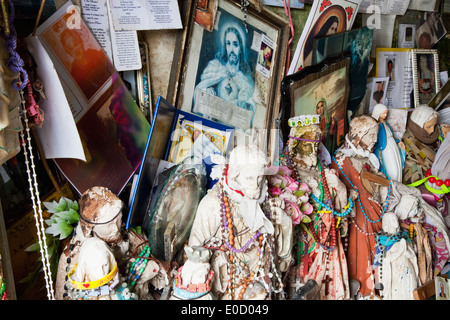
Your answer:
281;55;351;155
167;0;289;145
412;49;440;108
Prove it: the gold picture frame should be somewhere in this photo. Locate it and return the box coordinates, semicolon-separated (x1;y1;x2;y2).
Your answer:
167;0;289;147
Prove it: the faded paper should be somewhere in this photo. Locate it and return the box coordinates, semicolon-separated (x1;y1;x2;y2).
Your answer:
108;0;182;31
193;89;253;131
25;36;86;161
376;48;413;109
408;0;438;12
359;0;410;15
81;0;141;71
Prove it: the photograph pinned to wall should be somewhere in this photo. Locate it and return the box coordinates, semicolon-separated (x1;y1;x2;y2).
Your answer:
398;24;416;48
195;0;219;32
288;0;361;74
256;34;275;79
366;76;389;114
281;55;351;154
415;12;447;49
412;49;440;107
376;48;413;109
172;0;289;140
313;26;373;114
54;73;151;195
38;2;115;109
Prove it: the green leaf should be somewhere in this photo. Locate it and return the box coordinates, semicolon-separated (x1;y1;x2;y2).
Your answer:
43;198;67;213
25;242;42;252
301;216;312;223
54;208;79;224
63;197;79;211
45;218;73;240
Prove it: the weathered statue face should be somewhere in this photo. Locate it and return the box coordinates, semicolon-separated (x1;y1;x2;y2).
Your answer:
423;116;438;135
288;125;322;168
235;163;265;200
92;212;123;243
359;124;378;153
347;115;379;153
227;144;268;200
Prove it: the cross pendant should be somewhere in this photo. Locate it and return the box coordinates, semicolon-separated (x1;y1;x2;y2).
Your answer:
322;274;333;296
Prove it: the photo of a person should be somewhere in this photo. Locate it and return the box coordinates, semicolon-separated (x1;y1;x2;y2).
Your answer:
40;12;115;102
417;54;435;95
417;31;432;49
386;59;395;81
293;65;348;154
258;44;273;71
372;81;384;104
194;21;256;112
302;6;347;67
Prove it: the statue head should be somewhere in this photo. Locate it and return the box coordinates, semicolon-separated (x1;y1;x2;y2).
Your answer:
227;144;268;200
371;104;388;123
72;237;116;282
288;123;322;168
78;186;124;243
409;106;439;136
346;115;379;153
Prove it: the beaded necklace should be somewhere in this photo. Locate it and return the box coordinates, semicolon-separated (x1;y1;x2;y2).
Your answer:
218;166;285;299
375;229;404;299
125;244;151;288
332;150;392;225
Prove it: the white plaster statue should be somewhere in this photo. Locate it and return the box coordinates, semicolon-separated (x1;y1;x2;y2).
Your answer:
170;246;214;300
55;186;168;300
371;104;405;182
188;144;291;300
402;106;440;184
377;212;420;300
65;237;122;300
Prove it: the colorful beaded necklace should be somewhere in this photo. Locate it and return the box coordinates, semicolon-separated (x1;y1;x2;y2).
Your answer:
125;244;151;288
332;150;392;225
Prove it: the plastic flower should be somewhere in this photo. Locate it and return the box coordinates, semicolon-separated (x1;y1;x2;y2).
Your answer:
269;186;282;197
284;200;303;225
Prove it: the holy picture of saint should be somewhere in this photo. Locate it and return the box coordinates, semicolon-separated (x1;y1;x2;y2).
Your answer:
193;8;258;115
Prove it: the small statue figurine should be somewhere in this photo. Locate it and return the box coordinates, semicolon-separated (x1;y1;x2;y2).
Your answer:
371;104;405;182
331;115;388;298
170;246;214;300
55;186;168;300
402;106;440;184
65;237;124;300
374;212;419;300
281;114;350;300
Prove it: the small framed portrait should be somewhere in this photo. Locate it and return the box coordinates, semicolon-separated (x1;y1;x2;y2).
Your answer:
367;76;389;114
398;24;416;48
412;49;440;107
281;55;351;155
168;0;289;147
